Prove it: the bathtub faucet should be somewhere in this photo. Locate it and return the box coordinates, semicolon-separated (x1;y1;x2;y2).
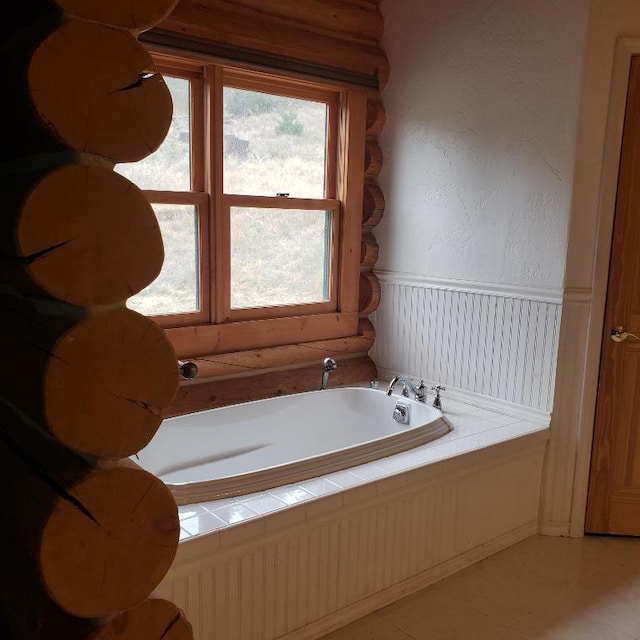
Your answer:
320;357;338;390
386;376;426;402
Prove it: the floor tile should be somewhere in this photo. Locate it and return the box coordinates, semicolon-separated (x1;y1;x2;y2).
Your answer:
316;535;640;640
320;612;416;640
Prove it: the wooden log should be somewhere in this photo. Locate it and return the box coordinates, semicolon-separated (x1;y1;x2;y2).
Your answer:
166;354;378;415
358;270;381;315
2;18;172;166
185;0;384;43
0;413;180;620
0;298;179;458
377;57;390;91
54;0;180;32
366;99;386;136
41;463;179;618
0;164;164;306
364;139;383;179
0;518;97;640
170;333;375;382
89;599;193;640
360;232;379;270
362;182;385;227
358;317;375;339
158;1;388;82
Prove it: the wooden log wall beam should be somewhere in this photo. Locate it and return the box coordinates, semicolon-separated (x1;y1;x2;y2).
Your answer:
164;320;377;416
170;332;375;382
155;0;388;88
166;354;377;415
185;0;384;44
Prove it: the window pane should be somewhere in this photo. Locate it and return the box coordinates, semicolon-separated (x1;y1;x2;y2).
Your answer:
127;204;200;316
115;76;192;190
231;207;331;309
223;88;327;199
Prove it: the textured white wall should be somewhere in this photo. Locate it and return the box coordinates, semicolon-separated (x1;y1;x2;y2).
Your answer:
377;0;588;290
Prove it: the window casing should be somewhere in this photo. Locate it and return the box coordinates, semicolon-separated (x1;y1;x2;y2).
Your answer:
118;52;365;358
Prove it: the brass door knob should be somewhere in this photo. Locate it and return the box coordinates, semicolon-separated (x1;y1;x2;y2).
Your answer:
611;326;640;343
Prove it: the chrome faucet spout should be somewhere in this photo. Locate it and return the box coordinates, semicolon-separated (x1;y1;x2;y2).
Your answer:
386;375;426;402
386;376;400;395
320;357;338;390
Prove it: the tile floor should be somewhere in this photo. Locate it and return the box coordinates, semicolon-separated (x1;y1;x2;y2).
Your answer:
319;533;640;640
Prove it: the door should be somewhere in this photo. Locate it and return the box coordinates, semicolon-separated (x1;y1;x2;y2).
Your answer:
585;55;640;535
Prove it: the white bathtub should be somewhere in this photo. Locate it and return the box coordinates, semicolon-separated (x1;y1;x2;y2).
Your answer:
135;386;450;505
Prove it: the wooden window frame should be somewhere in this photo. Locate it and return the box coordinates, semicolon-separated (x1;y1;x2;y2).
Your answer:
142;51;366;359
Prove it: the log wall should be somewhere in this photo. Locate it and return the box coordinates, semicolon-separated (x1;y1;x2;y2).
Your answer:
145;0;388;413
0;0;193;637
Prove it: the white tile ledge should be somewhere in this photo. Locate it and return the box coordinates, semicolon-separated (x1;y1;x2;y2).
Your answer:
176;396;550;547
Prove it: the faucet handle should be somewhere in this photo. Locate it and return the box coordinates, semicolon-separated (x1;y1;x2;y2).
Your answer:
431;384;446;410
323;357;338;371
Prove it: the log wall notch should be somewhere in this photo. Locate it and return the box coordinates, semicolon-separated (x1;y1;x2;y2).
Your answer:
0;0;193;638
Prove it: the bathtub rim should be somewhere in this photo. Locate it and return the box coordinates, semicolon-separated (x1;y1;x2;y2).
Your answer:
157;387;451;505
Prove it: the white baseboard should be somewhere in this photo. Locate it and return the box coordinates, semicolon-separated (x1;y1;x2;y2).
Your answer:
539;520;572;537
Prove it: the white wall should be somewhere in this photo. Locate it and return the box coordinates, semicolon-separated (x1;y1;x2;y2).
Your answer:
377;0;588;289
372;0;588;416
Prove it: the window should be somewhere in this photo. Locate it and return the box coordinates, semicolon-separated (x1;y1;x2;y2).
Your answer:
116;54;365;358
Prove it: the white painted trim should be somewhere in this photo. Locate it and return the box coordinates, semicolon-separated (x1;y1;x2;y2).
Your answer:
568;36;640;537
374;269;564;304
539;521;572;537
279;523;538;640
563;288;592;304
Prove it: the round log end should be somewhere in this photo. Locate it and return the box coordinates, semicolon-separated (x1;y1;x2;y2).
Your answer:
364;139;383;180
40;466;180;619
44;308;179;458
360;232;379;271
28;19;173;163
363;183;385;227
54;0;179;31
358;317;376;339
89;598;193;640
17;165;164;306
359;271;381;315
366;100;386;137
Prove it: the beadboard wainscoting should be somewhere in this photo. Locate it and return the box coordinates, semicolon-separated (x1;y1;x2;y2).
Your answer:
370;272;563;415
156;430;547;640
